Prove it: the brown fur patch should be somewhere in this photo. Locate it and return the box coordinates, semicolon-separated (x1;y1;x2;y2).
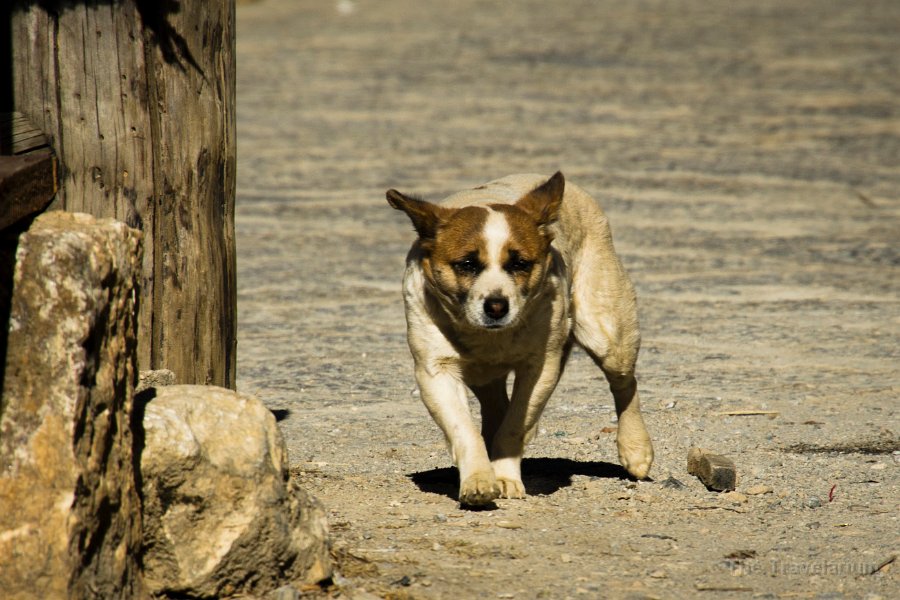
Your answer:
427;206;490;298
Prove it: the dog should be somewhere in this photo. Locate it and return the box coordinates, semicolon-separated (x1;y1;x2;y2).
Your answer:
387;172;653;505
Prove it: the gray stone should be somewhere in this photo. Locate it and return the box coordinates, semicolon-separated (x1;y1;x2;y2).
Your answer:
0;211;145;599
140;385;331;598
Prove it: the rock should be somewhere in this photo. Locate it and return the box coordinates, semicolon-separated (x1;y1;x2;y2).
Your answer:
136;369;176;393
140;385;331;598
0;212;145;599
660;475;687;490
721;491;748;504
687;447;737;491
745;484;774;495
268;584;301;600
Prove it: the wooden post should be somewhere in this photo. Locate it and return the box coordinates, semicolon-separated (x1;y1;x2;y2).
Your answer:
9;1;237;387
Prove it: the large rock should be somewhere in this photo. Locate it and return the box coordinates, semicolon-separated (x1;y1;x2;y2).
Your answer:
0;212;145;599
140;385;331;598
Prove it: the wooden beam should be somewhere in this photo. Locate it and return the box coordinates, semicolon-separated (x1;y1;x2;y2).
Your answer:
0;112;49;155
0;111;56;231
0;150;56;231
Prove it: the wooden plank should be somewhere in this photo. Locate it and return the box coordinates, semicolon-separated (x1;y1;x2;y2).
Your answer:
11;1;236;388
0;150;56;230
0;112;49;155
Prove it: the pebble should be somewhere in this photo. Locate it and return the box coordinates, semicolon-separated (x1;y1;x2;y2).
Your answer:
496;520;523;529
745;484;773;495
722;491;748;504
805;496;823;509
269;585;300;600
660;476;687;490
649;570;668;579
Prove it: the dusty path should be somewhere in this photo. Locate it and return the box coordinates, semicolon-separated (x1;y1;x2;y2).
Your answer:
235;1;899;597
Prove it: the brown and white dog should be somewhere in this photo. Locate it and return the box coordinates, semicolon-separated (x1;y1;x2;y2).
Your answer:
387;172;653;505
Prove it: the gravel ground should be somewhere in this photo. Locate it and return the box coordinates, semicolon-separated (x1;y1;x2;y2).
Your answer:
235;1;899;598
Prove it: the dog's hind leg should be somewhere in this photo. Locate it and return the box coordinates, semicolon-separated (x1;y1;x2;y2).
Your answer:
471;377;509;453
572;261;654;479
600;360;654;480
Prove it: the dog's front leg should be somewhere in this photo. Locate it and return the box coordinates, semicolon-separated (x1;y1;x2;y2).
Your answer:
415;367;500;505
489;355;564;499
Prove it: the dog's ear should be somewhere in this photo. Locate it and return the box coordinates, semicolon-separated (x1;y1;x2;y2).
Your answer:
516;171;564;227
387;189;448;240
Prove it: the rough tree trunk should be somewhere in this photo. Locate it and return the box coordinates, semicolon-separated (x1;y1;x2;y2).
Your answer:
9;0;236;387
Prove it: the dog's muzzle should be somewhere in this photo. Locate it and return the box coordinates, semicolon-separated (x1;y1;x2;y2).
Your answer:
481;296;512;328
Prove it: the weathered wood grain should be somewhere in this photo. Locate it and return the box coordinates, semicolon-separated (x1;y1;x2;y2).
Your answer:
0;112;48;155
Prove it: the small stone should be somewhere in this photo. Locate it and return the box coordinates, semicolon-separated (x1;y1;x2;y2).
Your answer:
722;491;748;504
745;484;773;495
649;570;668;579
434;513;448;523
805;496;823;509
268;585;300;600
687;447;737;491
496;520;523;529
660;476;687;490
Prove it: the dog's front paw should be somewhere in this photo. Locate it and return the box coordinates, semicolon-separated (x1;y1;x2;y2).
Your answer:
617;434;654;480
459;471;500;506
497;477;526;499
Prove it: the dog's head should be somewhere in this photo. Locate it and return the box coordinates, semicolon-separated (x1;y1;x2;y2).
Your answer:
388;172;564;330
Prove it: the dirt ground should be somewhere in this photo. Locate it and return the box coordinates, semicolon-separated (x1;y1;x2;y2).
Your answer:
234;1;899;598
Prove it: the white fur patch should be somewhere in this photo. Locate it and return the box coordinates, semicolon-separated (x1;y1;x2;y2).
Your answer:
462;208;523;328
482;209;510;267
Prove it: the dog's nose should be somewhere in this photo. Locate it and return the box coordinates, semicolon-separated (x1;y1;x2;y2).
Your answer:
483;296;509;320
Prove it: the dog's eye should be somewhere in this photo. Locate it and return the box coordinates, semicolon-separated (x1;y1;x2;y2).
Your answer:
452;255;483;276
505;252;534;274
